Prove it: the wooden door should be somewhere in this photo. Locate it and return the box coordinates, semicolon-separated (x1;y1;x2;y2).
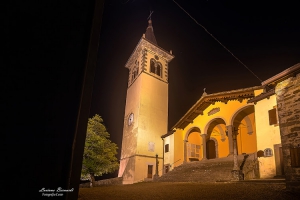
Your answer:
206;140;216;159
147;165;153;178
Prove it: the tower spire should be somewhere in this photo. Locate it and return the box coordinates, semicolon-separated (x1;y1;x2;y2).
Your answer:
145;11;157;45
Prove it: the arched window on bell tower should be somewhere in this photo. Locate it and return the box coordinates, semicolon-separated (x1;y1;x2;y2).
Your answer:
131;60;140;83
156;63;162;77
150;59;155;74
150;58;162;78
136;65;139;75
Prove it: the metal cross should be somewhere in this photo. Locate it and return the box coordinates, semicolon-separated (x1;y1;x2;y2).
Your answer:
147;10;154;20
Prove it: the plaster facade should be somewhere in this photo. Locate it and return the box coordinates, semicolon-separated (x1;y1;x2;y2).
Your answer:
252;89;282;178
118;21;174;184
117;19;299;188
165;91;259;169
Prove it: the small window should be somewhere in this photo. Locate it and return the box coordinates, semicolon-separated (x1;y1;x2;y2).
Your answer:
268;108;278;125
156;64;161;77
290;147;300;167
165;144;169;153
150;59;163;78
264;148;273;157
150;60;155;73
131;67;139;83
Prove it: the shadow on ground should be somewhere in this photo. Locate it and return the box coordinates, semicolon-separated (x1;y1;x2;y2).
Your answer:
78;182;300;200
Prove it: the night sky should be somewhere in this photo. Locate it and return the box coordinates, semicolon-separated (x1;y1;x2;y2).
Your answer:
89;0;300;169
4;0;300;191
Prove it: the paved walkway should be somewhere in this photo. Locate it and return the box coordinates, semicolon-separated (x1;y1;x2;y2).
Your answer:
78;181;300;200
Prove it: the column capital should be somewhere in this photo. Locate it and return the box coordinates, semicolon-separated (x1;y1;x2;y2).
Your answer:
183;139;188;142
200;134;207;139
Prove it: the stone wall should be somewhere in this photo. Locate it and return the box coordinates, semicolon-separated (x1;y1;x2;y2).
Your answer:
79;177;123;188
275;73;300;191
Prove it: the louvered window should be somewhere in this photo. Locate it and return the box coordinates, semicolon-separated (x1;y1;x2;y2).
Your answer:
165;144;169;153
268;108;277;125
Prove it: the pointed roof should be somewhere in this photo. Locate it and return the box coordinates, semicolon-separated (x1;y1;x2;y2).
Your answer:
145;19;157;45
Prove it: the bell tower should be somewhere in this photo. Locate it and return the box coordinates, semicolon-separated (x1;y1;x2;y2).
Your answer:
118;19;174;184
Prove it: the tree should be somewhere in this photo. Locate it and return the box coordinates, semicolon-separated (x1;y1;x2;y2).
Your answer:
81;114;119;187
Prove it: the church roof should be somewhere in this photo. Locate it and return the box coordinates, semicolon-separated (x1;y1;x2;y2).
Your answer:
261;63;300;87
172;86;262;130
145;19;157;45
161;130;176;139
247;62;300;104
247;89;275;104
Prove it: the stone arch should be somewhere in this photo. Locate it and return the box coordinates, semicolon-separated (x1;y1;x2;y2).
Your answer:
184;127;201;163
229;105;254;126
201;117;227;160
229;104;256;154
203;117;227;136
216;124;226;142
244;115;253;135
184;126;201;141
229;105;255;134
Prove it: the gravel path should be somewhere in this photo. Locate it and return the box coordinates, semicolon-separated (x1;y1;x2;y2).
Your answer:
78;182;300;200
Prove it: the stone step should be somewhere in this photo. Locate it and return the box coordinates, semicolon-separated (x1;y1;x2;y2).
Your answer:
156;154;257;183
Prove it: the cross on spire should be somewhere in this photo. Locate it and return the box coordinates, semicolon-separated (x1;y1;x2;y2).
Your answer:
145;10;157;45
147;10;154;20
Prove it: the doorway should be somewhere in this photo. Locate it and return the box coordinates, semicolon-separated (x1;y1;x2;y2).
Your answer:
147;165;153;178
206;140;216;159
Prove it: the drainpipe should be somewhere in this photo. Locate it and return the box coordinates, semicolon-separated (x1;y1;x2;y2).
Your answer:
162;138;165;175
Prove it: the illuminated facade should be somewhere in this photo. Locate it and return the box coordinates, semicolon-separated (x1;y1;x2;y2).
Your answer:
162;87;262;179
118;20;174;184
118;19;300;185
162;64;300;182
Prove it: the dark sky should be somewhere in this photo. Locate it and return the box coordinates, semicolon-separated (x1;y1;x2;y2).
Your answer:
89;0;299;167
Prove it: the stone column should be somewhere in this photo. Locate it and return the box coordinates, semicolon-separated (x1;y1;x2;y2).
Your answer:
201;134;207;160
226;125;234;156
183;140;188;163
153;154;159;180
231;126;243;181
232;131;239;170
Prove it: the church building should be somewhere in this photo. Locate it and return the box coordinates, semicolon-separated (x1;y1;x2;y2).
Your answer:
118;19;300;190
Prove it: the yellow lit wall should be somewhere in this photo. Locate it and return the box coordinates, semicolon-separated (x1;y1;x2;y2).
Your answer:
187;131;202;160
236;113;257;154
253;91;281;178
210;124;229;158
163;134;174;171
166;99;257;167
120;41;172;183
173;129;184;168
